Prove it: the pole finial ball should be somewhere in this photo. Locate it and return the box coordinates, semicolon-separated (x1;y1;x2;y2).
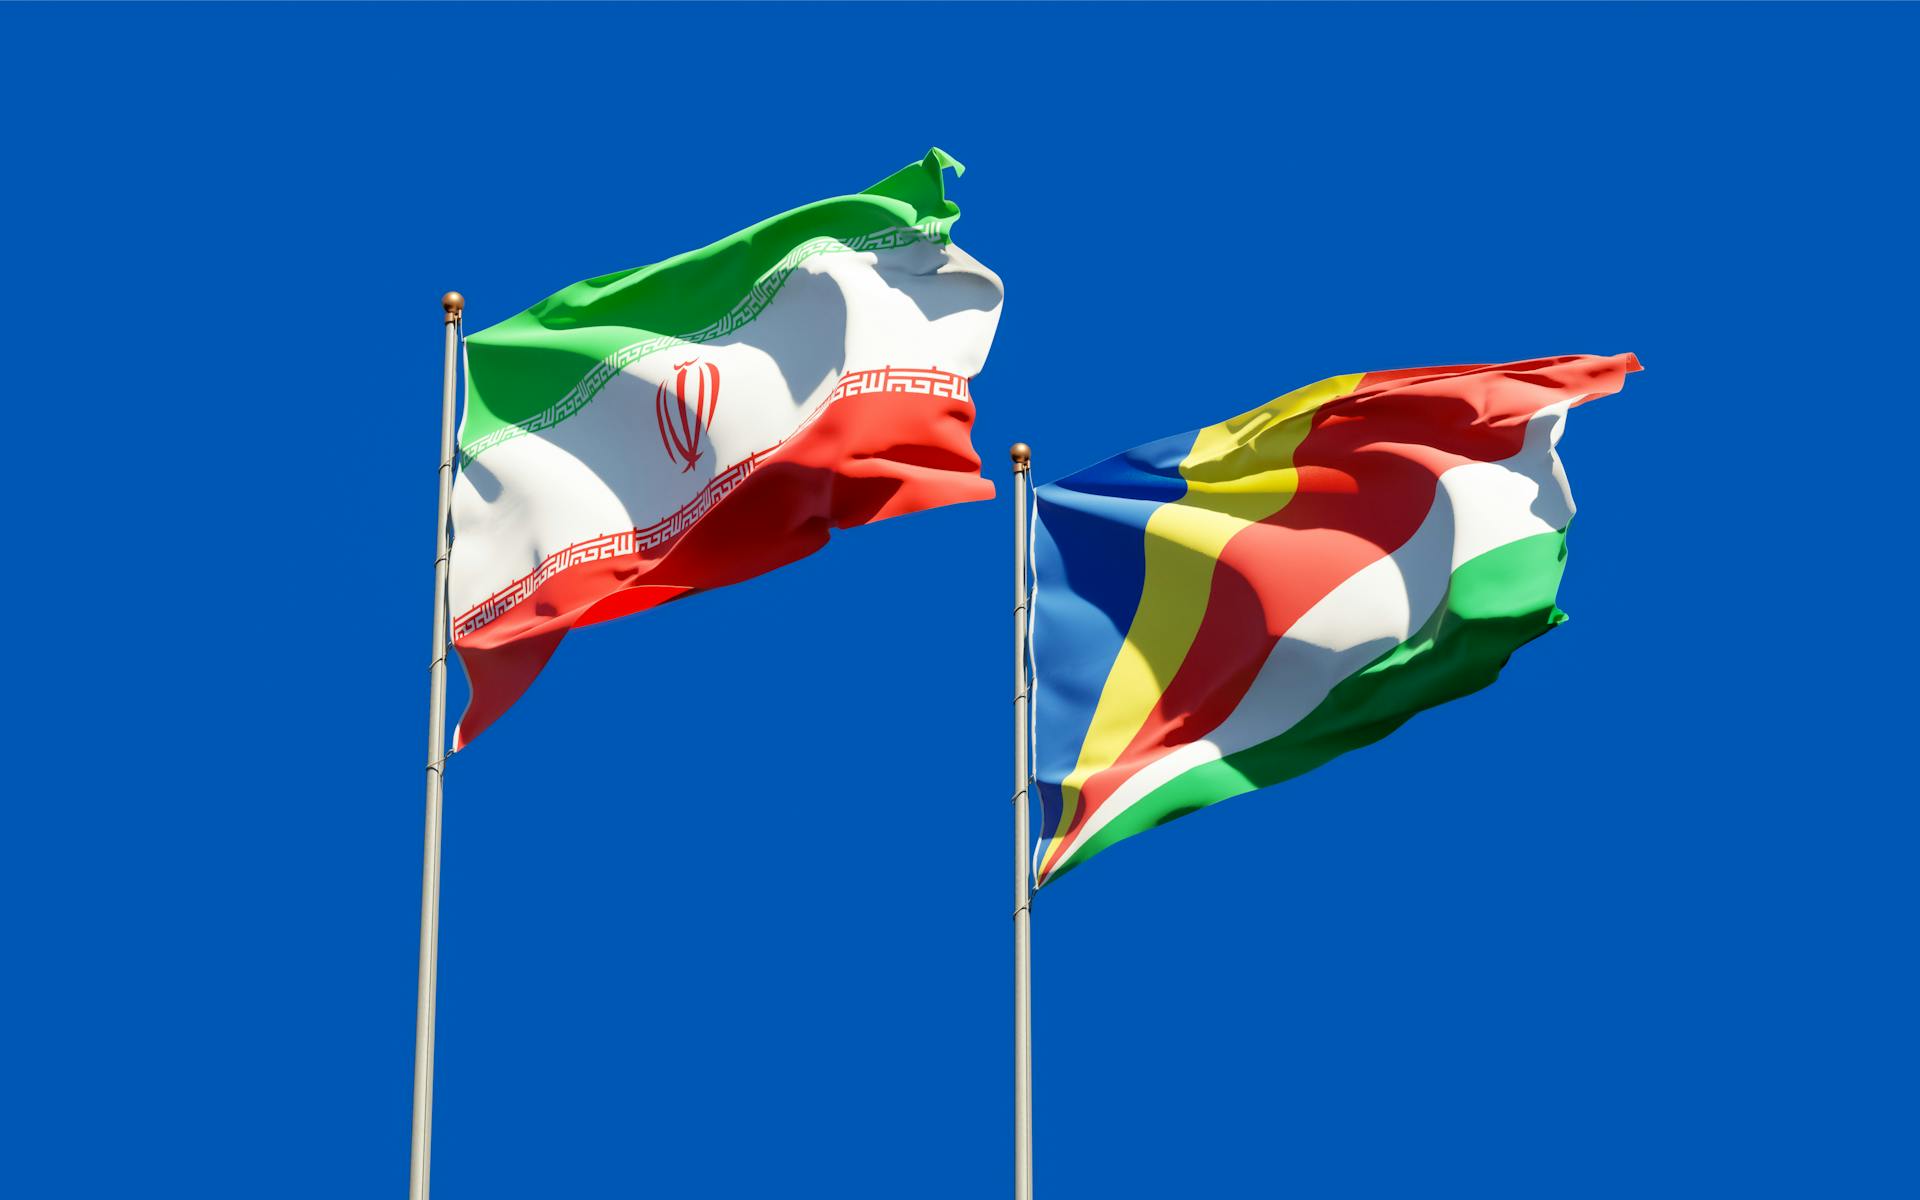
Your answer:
1009;442;1032;466
442;291;465;317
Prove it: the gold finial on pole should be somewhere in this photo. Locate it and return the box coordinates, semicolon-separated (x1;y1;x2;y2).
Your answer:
1009;442;1032;471
441;291;465;324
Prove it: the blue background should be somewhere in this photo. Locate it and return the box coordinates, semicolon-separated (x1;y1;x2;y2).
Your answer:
4;3;1915;1196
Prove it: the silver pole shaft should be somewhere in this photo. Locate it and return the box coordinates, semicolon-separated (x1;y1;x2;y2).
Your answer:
410;292;463;1200
1011;443;1034;1200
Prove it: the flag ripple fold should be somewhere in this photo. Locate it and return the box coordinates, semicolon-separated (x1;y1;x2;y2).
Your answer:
1030;354;1641;885
448;150;1003;747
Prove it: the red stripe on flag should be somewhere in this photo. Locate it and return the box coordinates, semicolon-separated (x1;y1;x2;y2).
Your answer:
451;386;992;749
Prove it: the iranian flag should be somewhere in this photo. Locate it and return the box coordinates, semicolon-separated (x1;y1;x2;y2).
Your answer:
449;150;1003;748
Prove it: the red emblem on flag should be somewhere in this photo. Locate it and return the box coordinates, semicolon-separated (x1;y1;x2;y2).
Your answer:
655;358;721;473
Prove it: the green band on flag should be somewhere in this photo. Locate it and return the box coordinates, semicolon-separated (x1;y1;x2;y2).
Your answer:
461;149;966;460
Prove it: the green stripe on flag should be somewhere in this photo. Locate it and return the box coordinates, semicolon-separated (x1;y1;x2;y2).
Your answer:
461;149;967;460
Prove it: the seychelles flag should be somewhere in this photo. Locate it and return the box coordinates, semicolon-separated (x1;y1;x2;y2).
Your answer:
1030;354;1640;885
449;150;1002;747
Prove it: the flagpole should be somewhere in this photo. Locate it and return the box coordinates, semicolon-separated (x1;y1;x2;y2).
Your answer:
1010;442;1035;1200
410;290;463;1200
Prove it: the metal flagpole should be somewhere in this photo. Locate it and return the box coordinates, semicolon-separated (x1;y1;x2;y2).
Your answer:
410;290;463;1200
1010;442;1035;1200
